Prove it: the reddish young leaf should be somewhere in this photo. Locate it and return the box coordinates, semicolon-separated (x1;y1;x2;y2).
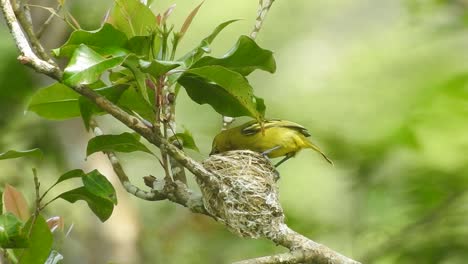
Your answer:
161;4;176;24
46;216;64;232
3;184;30;222
180;1;204;36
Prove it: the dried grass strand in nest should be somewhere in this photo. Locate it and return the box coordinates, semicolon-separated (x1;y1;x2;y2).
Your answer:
200;150;285;238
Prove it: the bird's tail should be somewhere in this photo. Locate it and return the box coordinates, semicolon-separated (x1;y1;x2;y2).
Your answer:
305;140;333;165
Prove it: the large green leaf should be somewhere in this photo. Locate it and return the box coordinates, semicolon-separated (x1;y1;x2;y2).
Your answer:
117;84;155;121
28;82;126;120
108;0;158;38
139;59;181;78
178;65;265;119
53;23;128;58
0;149;43;161
123;56;150;103
59;187;114;222
86;132;153;156
79;85;129;130
63;45;127;86
19;215;53;264
82;170;117;205
191;35;276;76
0;213;28;248
126;35;152;57
179;19;239;66
28;82;80;120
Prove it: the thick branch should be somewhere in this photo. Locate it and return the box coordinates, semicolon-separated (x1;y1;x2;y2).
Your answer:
0;0;60;79
265;224;360;264
233;250;316;264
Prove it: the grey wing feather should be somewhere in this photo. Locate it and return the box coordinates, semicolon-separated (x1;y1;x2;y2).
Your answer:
241;119;311;137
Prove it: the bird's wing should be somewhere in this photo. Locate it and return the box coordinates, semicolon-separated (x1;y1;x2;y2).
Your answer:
241;119;311;137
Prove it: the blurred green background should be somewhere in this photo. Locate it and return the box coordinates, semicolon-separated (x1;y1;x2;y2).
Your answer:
1;0;468;263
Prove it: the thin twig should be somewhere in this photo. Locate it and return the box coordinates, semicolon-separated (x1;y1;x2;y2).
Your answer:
11;0;56;65
222;0;275;130
89;118;165;201
36;3;61;39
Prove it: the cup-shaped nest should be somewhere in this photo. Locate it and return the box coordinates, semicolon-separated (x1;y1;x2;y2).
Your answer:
200;150;285;238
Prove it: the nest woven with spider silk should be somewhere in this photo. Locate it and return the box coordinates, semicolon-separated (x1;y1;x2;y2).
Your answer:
200;150;285;238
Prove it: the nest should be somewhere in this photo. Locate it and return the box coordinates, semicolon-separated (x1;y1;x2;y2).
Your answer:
200;150;285;238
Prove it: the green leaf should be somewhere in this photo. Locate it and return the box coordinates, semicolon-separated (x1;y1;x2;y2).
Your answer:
108;0;158;38
59;187;114;222
86;132;153;156
28;82;80;120
53;23;128;58
170;129;200;152
117;84;155;121
139;59;181;78
123;56;150;102
0;213;28;248
3;184;30;222
79;85;129;130
126;35;152;57
179;19;239;66
178;65;265;119
82;170;117;205
63;45;127;86
19;215;53;264
55;169;85;185
191;35;276;76
0;149;43;161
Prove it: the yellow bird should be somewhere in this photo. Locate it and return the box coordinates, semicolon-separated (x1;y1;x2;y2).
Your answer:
210;119;332;167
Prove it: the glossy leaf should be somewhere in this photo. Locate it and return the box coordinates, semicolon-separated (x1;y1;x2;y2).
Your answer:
53;23;128;58
117;85;155;121
82;170;117;205
55;169;85;185
0;149;43;161
191;35;276;76
19;215;53;264
179;19;239;66
0;213;28;248
139;59;181;78
79;85;129;130
3;184;29;222
28;82;80;120
63;45;127;86
108;0;158;38
126;35;152;57
178;65;265;119
124;56;150;102
86;132;153;156
170;129;199;152
59;187;114;222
